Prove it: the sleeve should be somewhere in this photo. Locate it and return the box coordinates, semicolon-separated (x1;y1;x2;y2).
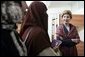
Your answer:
60;39;77;47
56;26;77;47
56;35;76;47
75;27;80;43
37;47;60;56
52;36;76;47
56;25;64;37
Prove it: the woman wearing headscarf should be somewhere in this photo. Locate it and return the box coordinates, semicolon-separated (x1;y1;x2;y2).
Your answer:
1;1;27;56
56;10;80;56
20;1;59;56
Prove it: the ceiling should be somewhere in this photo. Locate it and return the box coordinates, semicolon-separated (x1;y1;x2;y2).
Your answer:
42;1;82;8
26;1;82;8
26;1;84;14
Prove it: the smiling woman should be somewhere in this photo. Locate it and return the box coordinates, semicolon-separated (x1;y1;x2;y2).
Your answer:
56;10;80;56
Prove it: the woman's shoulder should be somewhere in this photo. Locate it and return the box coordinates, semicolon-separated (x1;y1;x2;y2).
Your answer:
29;26;48;41
56;24;63;30
58;23;76;28
32;26;46;34
27;26;46;38
69;23;76;28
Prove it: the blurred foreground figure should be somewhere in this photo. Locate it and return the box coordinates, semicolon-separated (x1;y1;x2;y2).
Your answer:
1;1;27;56
20;1;60;56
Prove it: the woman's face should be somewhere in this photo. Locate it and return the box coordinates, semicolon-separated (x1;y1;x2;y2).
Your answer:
62;14;71;24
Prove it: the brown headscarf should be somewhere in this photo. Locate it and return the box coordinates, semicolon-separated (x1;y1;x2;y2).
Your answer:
20;1;48;36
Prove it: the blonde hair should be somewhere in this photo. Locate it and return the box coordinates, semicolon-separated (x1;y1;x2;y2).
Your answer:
62;10;72;19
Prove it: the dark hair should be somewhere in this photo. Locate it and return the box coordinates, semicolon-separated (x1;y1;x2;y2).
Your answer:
62;10;72;19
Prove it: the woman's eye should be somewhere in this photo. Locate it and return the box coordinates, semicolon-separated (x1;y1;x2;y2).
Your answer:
67;16;70;18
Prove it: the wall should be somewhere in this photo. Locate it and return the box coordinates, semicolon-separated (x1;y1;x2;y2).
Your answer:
71;1;84;15
70;1;84;42
79;29;84;42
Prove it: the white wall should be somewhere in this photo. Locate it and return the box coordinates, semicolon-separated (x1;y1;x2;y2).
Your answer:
79;29;84;42
71;1;84;15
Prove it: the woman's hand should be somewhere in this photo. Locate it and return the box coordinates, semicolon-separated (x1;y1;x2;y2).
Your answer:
54;40;62;49
71;39;80;43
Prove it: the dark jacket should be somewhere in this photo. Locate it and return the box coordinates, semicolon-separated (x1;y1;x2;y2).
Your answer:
1;29;20;56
